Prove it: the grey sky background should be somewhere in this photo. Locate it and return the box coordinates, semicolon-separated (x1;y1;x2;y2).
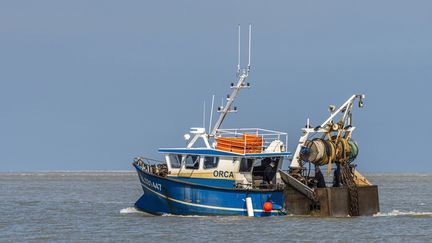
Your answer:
1;1;431;172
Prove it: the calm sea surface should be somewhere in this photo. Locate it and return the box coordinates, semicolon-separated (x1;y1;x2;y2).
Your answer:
1;172;431;242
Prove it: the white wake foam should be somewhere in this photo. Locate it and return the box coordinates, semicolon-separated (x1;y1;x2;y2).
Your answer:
374;210;432;217
120;207;142;214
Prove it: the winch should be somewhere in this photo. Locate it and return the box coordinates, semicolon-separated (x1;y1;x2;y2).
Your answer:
300;137;358;166
280;94;379;217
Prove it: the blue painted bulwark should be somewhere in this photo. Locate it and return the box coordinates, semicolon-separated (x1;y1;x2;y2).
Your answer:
133;163;286;216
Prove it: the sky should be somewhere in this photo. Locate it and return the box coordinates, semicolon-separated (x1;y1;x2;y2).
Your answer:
1;1;431;172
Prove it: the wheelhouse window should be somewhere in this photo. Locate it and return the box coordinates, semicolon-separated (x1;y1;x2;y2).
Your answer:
169;154;182;168
203;157;219;169
239;158;254;172
185;155;200;169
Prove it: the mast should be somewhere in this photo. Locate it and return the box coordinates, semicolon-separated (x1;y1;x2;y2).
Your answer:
210;24;252;136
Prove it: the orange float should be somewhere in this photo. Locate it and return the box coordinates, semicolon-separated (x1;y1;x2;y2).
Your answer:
263;201;273;212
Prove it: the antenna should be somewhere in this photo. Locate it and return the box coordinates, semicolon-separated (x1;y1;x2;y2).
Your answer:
209;25;253;136
203;100;206;130
247;24;251;72
208;95;215;132
237;25;241;74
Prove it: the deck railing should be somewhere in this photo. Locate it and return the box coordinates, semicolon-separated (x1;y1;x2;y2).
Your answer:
133;157;168;176
215;128;288;153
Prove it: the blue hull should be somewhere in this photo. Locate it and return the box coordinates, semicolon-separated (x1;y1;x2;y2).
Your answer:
133;164;286;216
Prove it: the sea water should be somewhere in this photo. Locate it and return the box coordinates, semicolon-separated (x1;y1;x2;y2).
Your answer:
1;172;431;242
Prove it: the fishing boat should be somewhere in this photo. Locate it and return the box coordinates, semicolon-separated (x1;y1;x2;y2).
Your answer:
132;25;379;217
